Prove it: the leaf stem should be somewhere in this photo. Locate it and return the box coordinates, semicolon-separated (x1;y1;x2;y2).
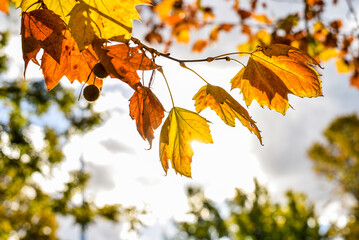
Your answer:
180;63;209;85
230;58;246;67
158;68;175;107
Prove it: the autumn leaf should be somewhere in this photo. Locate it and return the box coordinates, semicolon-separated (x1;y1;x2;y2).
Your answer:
154;0;175;20
159;107;213;177
67;2;96;50
92;39;160;89
192;39;208;52
251;13;272;24
193;84;262;145
0;0;9;14
350;71;359;90
209;24;234;41
129;86;165;148
232;44;323;115
41;31;99;90
67;0;151;49
21;9;66;74
20;0;77;21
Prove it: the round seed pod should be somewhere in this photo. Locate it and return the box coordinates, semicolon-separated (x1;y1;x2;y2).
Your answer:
83;84;100;102
93;62;108;79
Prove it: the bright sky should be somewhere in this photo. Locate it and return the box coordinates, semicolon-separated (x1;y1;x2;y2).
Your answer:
1;1;359;239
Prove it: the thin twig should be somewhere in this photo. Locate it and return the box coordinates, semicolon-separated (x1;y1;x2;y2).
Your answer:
131;37;251;64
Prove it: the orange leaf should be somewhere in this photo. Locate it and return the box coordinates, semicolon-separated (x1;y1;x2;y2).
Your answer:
21;9;66;74
160;107;213;177
252;13;272;24
350;71;359;90
233;44;322;115
209;24;234;42
0;0;9;14
129;86;165;148
41;31;99;90
92;39;160;89
193;84;262;145
192;39;208;52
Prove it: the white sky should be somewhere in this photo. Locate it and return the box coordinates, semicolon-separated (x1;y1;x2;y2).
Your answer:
1;1;359;239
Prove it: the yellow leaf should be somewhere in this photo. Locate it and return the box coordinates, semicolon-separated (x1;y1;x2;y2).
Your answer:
21;0;150;50
154;0;175;20
235;44;322;115
193;84;262;145
230;67;245;90
336;58;354;73
237;30;271;54
252;13;272;24
319;48;338;62
159;107;213;177
20;0;76;21
83;0;150;39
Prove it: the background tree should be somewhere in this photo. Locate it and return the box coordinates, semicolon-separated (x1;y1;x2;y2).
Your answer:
308;114;359;239
0;32;144;239
173;179;326;240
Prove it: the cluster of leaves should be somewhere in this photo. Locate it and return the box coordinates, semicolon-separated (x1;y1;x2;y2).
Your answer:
1;0;325;177
145;0;359;89
172;179;326;239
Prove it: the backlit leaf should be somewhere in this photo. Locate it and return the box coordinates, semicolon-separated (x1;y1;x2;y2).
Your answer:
20;0;77;21
41;31;99;90
0;0;9;14
193;84;262;145
67;0;151;49
159;107;213;177
129;86;165;148
21;9;66;74
234;44;322;115
92;39;160;89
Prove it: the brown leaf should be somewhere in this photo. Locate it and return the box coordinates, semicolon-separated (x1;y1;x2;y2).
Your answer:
41;31;98;90
129;86;165;148
21;9;66;74
193;84;262;145
92;39;160;89
233;44;322;115
350;71;359;90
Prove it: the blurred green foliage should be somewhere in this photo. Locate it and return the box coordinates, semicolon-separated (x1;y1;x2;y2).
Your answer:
309;114;359;239
173;179;326;240
0;32;144;239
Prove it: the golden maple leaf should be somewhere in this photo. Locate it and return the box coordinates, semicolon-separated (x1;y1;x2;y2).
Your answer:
68;0;151;49
159;107;213;177
193;84;262;145
232;44;323;115
20;0;151;50
20;0;77;21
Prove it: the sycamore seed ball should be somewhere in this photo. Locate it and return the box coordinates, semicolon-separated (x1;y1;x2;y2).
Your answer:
93;62;108;79
83;85;100;102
